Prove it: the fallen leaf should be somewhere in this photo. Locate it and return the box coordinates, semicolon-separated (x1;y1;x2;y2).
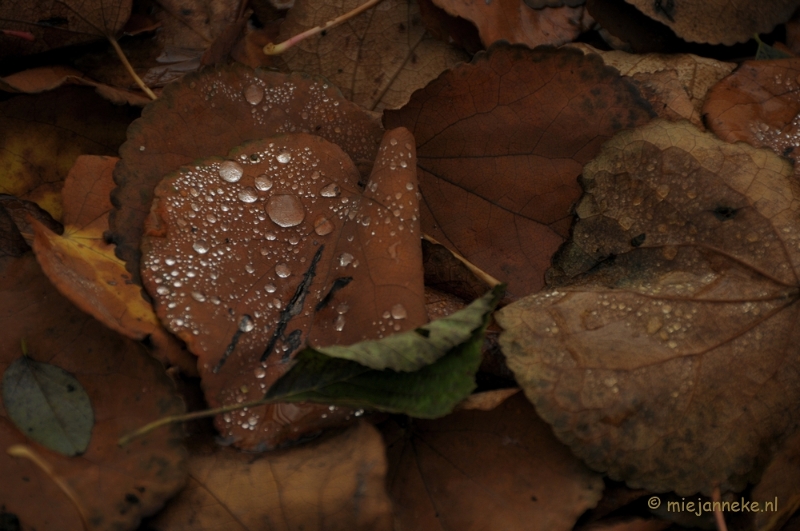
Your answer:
752;431;800;531
567;43;735;129
148;422;392;531
0;194;63;245
383;392;604;531
384;43;654;299
416;0;483;55
0;253;186;531
0;87;139;221
621;0;798;45
142;128;426;448
497;119;800;495
0;204;30;258
3;354;93;456
278;0;469;111
31;155;197;374
703;58;800;164
109;65;384;286
585;0;683;54
0;0;132;58
429;0;588;48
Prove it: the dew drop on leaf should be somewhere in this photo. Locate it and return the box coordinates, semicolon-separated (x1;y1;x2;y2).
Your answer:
244;84;264;105
219;161;244;183
238;187;258;203
320;184;341;198
276;264;291;278
238;314;255;332
391;303;407;319
339;252;354;266
255;175;273;191
314;215;334;235
193;239;210;254
267;194;306;227
277;151;292;164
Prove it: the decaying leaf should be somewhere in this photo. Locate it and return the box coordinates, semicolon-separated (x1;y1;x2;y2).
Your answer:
751;430;800;531
31;155;196;374
704;58;800;164
0;252;186;531
567;43;735;129
148;422;392;531
0;87;138;221
498;119;800;495
109;65;384;286
142;128;426;448
384;392;604;531
385;43;654;299
278;0;468;111
429;0;588;49
3;355;93;456
621;0;799;45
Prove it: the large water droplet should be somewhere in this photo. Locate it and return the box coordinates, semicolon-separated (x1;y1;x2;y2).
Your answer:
391;303;407;320
334;314;346;332
244;84;264;105
191;291;206;302
320;183;340;198
254;366;266;378
239;314;255;332
255;175;273;191
314;215;334;235
276;264;291;278
265;283;276;293
277;151;292;164
238;187;258;203
267;194;305;227
219;161;243;183
156;286;170;295
339;252;354;267
193;239;210;254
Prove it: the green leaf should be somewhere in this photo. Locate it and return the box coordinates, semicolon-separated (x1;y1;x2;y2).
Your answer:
2;355;94;456
755;34;793;60
265;285;505;418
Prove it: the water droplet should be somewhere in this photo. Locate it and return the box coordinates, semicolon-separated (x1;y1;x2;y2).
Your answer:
265;283;276;293
255;175;273;191
339;252;354;267
191;291;206;302
400;160;407;168
193;239;210;254
254;366;266;379
266;232;277;241
391;303;407;319
210;296;221;305
310;171;321;180
244;84;264;105
334;314;346;331
239;314;255;332
390;138;398;146
267;194;306;227
314;215;334;235
245;264;255;274
238;187;258;203
156;286;170;295
277;151;292;164
219;161;244;183
320;183;340;197
276;264;291;277
336;302;349;314
165;257;176;266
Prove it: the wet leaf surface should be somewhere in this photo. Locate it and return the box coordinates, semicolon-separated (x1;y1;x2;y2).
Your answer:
383;392;604;531
31;155;196;374
385;44;654;299
498;119;800;495
279;0;468;111
142;128;426;448
109;65;385;286
0;87;139;221
3;355;93;456
0;253;186;531
148;422;392;531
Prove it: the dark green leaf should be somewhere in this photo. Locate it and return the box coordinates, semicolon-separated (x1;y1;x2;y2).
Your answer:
265;285;505;418
2;355;93;456
755;34;793;60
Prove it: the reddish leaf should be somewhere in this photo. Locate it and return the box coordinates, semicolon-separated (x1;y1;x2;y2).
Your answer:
383;392;603;531
142;128;426;449
0;253;186;531
109;65;384;286
384;44;654;299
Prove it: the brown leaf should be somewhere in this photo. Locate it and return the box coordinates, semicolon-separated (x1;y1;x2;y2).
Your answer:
567;43;735;129
30;155;197;375
141;128;426;449
429;0;589;48
752;431;800;531
148;422;392;531
0;194;63;245
0;0;132;58
384;44;654;299
278;0;468;111
383;392;604;531
704;58;800;165
109;65;384;286
498;119;800;495
621;0;798;45
0;87;138;221
0;253;186;531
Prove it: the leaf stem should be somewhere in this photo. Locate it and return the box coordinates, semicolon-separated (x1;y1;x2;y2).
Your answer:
108;36;157;100
7;445;91;531
711;486;728;531
263;0;387;55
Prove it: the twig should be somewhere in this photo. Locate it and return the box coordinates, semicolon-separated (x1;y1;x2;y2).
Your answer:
263;0;387;55
108;36;157;100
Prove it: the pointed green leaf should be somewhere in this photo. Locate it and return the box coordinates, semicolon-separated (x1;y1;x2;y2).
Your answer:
755;34;793;60
2;356;94;456
265;285;505;418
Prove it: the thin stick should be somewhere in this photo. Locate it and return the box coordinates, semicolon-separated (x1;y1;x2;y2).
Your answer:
108;36;157;100
712;486;729;531
7;445;91;531
263;0;387;55
118;397;272;445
